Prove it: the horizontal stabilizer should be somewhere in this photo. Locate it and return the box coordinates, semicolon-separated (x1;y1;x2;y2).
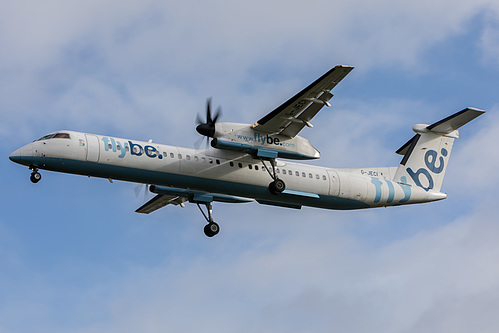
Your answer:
396;107;485;155
427;107;485;134
393;107;484;192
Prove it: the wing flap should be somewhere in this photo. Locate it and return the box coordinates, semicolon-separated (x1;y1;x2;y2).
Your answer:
280;91;334;137
135;194;187;214
252;65;354;137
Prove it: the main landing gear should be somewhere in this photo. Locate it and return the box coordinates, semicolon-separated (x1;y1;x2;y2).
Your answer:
197;202;220;237
260;158;286;195
29;166;41;183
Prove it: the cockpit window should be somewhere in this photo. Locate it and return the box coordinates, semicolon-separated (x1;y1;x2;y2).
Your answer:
37;133;70;141
37;134;55;141
53;133;70;139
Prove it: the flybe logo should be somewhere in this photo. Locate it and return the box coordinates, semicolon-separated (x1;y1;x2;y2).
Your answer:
101;137;163;159
406;148;447;191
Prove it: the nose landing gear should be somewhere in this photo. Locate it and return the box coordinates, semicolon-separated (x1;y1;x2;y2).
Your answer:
29;166;41;183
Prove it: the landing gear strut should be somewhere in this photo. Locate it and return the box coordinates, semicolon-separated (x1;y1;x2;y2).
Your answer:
260;158;285;195
29;166;41;183
197;202;220;237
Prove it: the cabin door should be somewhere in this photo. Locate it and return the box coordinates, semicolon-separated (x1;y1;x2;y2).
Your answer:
85;135;100;162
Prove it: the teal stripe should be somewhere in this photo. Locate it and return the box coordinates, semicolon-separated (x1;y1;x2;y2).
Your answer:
26;156;370;210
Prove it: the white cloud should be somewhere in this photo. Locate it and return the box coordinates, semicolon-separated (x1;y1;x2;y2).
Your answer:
2;1;499;332
1;0;496;141
23;202;493;333
447;105;499;194
480;10;499;66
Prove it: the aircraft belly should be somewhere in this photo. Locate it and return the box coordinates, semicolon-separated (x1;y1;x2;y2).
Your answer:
30;155;370;210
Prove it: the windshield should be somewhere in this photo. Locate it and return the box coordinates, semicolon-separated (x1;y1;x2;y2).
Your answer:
37;133;71;141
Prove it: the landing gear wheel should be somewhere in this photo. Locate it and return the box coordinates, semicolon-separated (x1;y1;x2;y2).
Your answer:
269;178;285;194
197;203;220;237
204;222;220;237
30;172;41;183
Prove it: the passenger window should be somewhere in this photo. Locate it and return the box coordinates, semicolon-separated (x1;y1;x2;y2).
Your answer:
163;152;166;157
282;170;287;175
186;155;191;160
209;158;213;164
216;159;220;165
323;175;327;180
316;174;320;179
230;161;234;167
108;144;113;150
288;170;292;175
170;153;174;158
238;163;243;168
202;157;206;163
178;154;182;159
255;165;259;170
194;156;199;161
302;172;306;177
309;173;313;178
295;171;300;177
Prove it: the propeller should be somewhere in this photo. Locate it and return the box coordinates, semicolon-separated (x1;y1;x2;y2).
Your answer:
196;98;222;139
135;183;151;200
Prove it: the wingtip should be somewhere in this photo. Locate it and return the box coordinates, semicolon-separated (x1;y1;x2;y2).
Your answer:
465;107;486;114
336;64;355;69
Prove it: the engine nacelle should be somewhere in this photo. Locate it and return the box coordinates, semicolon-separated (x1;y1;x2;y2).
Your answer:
211;122;320;160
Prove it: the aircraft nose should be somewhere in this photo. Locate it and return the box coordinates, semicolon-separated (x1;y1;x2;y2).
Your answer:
9;144;33;165
9;148;23;163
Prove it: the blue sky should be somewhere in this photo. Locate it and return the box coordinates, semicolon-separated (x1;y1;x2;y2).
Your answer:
2;1;499;332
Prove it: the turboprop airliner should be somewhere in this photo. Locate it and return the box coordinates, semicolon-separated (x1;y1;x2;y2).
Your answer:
9;65;484;237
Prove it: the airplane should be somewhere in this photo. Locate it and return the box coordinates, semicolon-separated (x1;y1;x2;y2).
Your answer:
9;65;485;237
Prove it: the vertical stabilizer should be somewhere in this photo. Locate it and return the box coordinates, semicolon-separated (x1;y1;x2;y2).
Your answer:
393;108;484;192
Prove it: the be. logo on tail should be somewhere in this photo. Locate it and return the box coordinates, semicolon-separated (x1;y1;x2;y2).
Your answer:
407;148;448;191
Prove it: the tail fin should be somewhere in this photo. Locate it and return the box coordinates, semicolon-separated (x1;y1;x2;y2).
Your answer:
393;108;484;192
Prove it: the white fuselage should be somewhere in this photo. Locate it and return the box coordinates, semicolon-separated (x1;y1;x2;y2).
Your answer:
9;130;446;211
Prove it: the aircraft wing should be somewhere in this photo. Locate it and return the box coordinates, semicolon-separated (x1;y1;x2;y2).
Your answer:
135;194;187;214
251;65;354;138
135;185;253;214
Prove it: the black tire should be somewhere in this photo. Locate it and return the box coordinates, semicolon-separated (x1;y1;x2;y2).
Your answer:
30;172;41;183
204;222;220;237
269;179;285;194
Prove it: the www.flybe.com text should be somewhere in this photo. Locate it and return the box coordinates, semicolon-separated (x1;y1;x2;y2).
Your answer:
236;133;295;147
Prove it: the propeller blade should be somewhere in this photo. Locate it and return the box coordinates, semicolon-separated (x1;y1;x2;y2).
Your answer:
213;106;222;123
195;97;221;138
206;98;213;124
196;113;204;125
135;184;150;200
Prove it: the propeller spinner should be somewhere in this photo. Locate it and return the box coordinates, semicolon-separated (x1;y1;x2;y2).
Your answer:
196;98;222;138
